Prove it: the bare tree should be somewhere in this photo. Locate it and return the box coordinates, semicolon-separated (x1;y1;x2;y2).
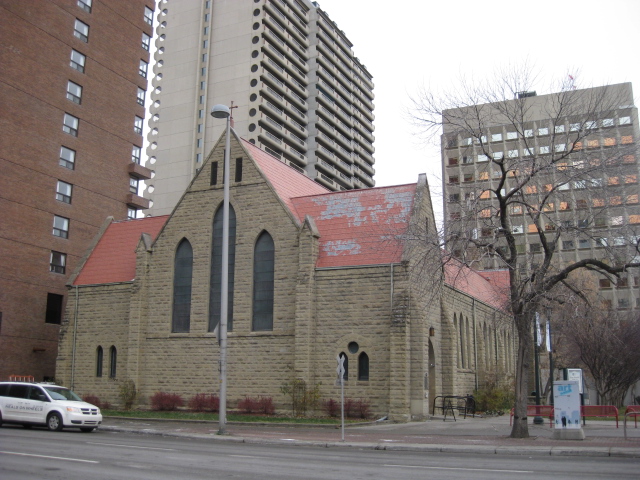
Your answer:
552;273;640;406
410;68;640;438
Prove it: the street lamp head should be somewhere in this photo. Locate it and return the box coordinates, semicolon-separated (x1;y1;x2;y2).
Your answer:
211;104;231;119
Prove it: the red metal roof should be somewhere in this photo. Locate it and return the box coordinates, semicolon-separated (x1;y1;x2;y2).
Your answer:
242;139;330;217
291;185;417;268
73;216;168;286
444;261;510;311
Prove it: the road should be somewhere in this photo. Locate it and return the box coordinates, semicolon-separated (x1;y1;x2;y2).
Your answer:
1;425;638;479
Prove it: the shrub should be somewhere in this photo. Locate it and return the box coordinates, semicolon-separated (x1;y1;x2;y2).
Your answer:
237;396;275;415
280;378;321;416
474;373;515;414
355;398;371;419
119;379;137;410
188;393;219;412
322;398;340;417
257;396;275;415
150;392;184;411
237;396;258;414
82;394;111;410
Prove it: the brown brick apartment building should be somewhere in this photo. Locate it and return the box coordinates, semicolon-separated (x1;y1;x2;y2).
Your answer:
0;0;154;381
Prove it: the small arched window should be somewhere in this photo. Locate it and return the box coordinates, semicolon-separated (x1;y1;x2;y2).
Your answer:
96;346;103;377
358;352;369;381
339;352;348;381
109;346;117;378
172;239;193;332
209;204;236;332
252;231;274;331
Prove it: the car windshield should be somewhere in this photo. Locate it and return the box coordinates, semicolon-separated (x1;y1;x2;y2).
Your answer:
43;386;82;401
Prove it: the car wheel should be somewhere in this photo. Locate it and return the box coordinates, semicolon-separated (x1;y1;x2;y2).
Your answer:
80;427;95;433
47;412;64;432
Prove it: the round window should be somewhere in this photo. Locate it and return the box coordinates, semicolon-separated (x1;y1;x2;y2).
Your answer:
250;79;258;87
249;108;257;116
248;123;256;132
348;342;359;354
250;93;257;102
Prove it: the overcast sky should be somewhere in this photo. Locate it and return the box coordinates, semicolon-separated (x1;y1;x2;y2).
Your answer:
315;0;640;207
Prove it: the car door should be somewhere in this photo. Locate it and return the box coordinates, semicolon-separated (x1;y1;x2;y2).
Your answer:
24;386;49;424
6;384;30;422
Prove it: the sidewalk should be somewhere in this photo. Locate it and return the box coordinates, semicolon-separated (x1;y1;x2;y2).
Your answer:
100;414;640;458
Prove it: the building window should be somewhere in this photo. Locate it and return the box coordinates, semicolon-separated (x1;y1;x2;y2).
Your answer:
96;346;103;377
210;161;218;185
358;352;369;381
172;239;193;333
252;231;275;331
131;145;141;164
129;176;139;194
66;80;83;104
619;116;631;125
618;298;630;310
578;239;590;249
562;240;574;250
538;127;549;136
109;346;117;378
137;87;146;106
59;146;76;169
209;204;236;332
74;19;89;42
134;116;143;134
144;6;153;25
53;215;69;238
70;49;86;72
56;180;73;203
139;60;148;78
63;113;79;136
50;251;66;274
235;158;243;182
555;124;565;133
128;208;137;220
77;0;92;12
339;352;348;380
45;293;64;324
142;32;151;51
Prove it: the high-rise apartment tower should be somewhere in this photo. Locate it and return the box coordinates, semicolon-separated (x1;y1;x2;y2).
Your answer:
441;83;640;312
146;0;375;215
0;0;154;380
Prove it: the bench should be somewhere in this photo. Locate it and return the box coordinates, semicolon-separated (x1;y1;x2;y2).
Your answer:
432;395;475;421
581;405;619;428
510;405;554;427
625;405;640;428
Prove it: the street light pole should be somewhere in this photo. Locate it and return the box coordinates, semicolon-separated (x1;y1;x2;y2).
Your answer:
211;104;232;435
533;316;543;425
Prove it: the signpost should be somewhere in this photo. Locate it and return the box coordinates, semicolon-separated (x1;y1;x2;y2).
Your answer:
336;355;345;442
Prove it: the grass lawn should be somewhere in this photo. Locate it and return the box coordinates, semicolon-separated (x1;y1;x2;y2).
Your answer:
102;409;366;424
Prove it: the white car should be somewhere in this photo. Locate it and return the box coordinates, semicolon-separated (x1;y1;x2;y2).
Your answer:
0;382;102;432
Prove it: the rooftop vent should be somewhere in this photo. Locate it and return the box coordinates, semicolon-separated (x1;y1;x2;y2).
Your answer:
517;91;537;99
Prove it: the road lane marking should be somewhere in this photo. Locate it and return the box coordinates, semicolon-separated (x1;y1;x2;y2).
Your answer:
0;451;99;464
87;442;175;451
384;464;533;474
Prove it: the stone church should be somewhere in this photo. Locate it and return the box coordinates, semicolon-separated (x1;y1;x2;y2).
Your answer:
56;131;516;420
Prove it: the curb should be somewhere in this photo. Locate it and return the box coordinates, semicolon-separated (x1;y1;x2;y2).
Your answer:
98;425;640;458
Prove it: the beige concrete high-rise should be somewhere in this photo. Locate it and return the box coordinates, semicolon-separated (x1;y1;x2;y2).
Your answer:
146;0;376;216
441;83;640;312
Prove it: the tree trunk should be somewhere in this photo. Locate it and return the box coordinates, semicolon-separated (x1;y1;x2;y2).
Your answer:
510;318;532;438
